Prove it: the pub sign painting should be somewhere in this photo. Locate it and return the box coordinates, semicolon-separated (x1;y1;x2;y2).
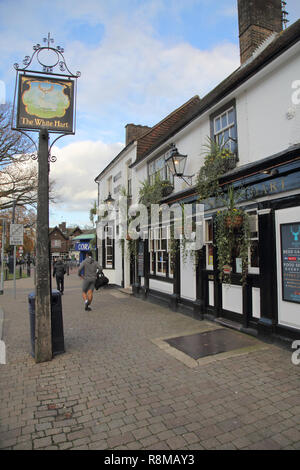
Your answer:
16;74;74;133
280;222;300;304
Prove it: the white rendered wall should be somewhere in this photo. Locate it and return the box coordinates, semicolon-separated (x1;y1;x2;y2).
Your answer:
236;45;300;165
222;284;243;314
149;279;173;295
252;287;261;319
180;247;196;301
209;281;214;307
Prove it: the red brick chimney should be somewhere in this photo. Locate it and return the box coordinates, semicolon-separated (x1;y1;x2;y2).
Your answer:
125;124;152;145
238;0;283;64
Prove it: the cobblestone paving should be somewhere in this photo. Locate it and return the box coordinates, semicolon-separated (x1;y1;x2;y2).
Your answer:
0;273;299;450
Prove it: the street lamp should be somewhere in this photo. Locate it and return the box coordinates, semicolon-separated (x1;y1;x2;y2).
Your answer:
165;144;194;186
104;192;115;207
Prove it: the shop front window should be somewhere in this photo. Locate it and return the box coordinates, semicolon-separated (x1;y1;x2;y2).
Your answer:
248;210;259;273
149;225;173;278
205;218;214;269
104;225;114;269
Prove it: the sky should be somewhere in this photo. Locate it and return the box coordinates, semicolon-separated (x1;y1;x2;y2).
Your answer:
0;0;300;228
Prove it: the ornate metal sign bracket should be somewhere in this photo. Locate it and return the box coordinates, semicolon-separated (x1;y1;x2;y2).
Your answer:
14;32;81;78
12;32;81;164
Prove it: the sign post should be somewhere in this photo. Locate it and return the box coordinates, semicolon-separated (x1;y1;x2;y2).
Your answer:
10;221;24;299
35;128;52;362
0;220;6;295
12;33;80;363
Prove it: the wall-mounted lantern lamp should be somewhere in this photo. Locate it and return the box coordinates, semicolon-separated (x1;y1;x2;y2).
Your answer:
165;144;194;186
104;192;115;206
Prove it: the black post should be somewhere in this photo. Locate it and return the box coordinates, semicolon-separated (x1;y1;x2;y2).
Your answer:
194;248;205;318
257;208;277;338
169;240;180;311
35;128;52;363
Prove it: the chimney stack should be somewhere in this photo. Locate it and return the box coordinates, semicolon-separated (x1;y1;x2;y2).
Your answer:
238;0;283;64
125;124;152;145
59;222;66;233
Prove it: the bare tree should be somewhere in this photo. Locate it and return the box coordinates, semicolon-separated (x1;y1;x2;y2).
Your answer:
0;103;33;168
0;103;57;211
0;158;38;210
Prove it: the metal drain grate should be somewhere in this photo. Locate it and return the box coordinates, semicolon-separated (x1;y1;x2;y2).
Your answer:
165;328;256;360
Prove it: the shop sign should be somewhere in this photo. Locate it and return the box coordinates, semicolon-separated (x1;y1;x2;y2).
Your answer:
223;265;232;275
204;169;300;211
75;242;90;251
10;224;24;245
280;222;300;304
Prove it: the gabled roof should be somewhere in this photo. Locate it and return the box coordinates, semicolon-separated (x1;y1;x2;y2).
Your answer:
67;226;82;237
135;95;201;162
49;226;69;240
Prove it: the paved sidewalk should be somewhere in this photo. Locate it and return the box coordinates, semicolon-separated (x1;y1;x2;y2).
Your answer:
0;273;299;450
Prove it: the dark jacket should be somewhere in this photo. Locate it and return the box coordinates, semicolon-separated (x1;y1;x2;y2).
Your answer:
53;260;66;278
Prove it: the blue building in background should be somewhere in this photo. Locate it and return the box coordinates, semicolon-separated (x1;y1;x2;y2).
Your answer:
72;233;96;263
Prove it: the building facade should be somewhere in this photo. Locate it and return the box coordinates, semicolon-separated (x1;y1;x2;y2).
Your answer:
49;223;83;260
95;1;300;342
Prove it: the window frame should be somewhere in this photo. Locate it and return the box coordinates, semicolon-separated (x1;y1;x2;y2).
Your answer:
246;209;260;275
148;224;174;279
210;99;238;156
204;218;214;270
148;149;174;185
103;224;114;269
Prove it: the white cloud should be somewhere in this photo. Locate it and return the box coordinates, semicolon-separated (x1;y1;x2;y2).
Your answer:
50;139;123;214
71;20;240;121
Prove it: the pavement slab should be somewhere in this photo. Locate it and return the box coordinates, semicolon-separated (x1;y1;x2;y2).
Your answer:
0;271;299;450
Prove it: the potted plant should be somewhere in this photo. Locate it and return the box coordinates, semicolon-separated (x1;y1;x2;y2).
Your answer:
196;137;237;203
139;174;173;206
215;185;250;285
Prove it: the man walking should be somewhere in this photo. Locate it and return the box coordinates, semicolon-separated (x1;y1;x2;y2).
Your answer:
53;257;66;294
78;251;103;311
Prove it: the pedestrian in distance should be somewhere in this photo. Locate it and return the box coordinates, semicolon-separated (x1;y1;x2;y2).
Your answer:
53;257;66;294
78;251;103;311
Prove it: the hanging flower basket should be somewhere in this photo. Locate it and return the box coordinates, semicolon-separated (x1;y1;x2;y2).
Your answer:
161;181;174;197
225;214;243;228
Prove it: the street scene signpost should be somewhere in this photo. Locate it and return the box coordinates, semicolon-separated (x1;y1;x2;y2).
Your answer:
9;223;24;300
0;220;6;295
12;33;80;363
9;224;24;246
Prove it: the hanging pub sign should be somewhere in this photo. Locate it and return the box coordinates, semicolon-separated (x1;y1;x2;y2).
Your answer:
280;222;300;304
16;74;75;133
